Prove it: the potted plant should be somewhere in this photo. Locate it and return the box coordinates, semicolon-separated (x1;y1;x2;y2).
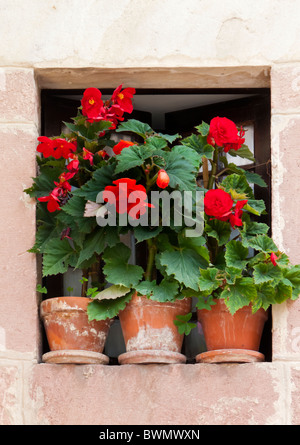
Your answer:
185;118;300;363
82;119;209;364
25;85;137;363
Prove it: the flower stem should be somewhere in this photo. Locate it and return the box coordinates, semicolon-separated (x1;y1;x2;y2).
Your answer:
208;147;219;189
144;238;157;281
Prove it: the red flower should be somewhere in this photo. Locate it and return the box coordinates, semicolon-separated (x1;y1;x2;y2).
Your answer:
103;178;154;219
66;157;80;178
229;199;248;228
112;84;136;114
82;148;94;166
52;138;77;159
81;88;103;121
270;252;278;266
156;169;170;189
113;140;135;156
207;117;245;152
38;189;61;212
37;136;55;158
204;189;234;221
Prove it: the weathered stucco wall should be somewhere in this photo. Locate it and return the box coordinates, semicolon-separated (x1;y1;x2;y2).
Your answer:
0;0;300;425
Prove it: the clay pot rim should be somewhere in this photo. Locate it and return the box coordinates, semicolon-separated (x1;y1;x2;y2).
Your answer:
40;296;92;316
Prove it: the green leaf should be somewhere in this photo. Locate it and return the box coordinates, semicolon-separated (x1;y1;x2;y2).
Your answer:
144;136;168;150
173;313;196;335
157;132;181;144
114;144;155;174
158;248;203;291
87;292;133;321
42;238;77;276
195;121;210;136
94;284;131;301
282;265;300;299
220;277;257;314
25;165;64;198
205;219;231;246
247;235;278;253
171;145;202;169
135;278;179;302
76;227;107;268
164;151;197;191
115;119;153;138
134;225;162;243
253;262;283;285
198;268;220;293
221;173;254;199
225;240;249;271
102;243;144;288
181;133;214;160
36;284;47;294
227;145;255;162
195;295;217;310
72;164;115;202
240;217;269;245
244;199;266;216
274;282;293;304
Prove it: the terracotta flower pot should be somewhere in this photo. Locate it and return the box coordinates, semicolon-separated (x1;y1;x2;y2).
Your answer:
118;293;192;364
196;298;268;363
40;296;112;364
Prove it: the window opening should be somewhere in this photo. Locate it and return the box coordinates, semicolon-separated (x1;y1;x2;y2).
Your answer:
41;88;272;363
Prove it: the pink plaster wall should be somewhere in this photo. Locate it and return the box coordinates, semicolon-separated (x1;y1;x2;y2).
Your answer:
0;65;300;425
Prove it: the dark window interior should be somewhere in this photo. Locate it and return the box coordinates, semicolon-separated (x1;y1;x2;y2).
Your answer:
40;88;272;363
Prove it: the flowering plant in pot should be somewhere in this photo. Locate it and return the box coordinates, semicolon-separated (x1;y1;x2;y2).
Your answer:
188;118;300;363
81;118;211;364
25;85;137;363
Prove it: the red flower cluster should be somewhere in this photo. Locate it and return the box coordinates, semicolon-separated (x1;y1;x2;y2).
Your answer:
204;189;247;228
103;178;154;219
81;85;136;128
37;137;76;159
207;117;245;153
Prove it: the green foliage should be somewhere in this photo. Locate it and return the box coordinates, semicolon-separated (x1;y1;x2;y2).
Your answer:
174;313;197;335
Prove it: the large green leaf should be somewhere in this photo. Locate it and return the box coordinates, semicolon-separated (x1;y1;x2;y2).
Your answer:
87;292;133;321
24;164;64;198
158;248;203;291
253;262;283;285
282;265;300;299
42;238;77;276
247;234;278;253
135;278;179;302
114;144;156;174
221;173;254;199
205;219;231;246
227;145;255;162
102;243;144;288
171;145;202;169
198;268;220;293
76;227;107;268
225;240;249;271
115;119;153;138
164;151;197;191
180;133;214;160
220;277;257;314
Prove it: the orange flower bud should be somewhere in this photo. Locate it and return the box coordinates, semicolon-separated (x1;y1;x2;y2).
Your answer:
156;169;170;189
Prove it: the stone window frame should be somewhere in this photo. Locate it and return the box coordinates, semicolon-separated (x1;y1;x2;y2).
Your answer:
30;65;300;363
